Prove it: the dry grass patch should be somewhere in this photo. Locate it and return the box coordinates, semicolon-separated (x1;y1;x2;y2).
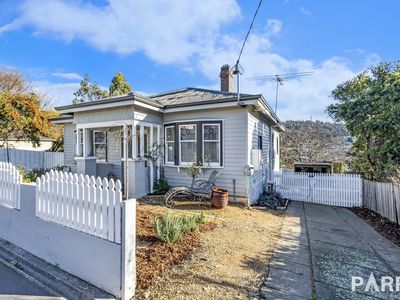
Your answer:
136;200;285;299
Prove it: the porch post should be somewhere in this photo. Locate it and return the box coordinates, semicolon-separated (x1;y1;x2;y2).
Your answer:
149;125;154;193
132;122;137;159
82;128;87;157
75;126;80;156
140;125;144;158
123;124;128;198
156;125;161;180
123;125;128;160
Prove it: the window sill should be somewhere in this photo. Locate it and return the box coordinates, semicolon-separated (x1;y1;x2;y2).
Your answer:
74;156;97;160
163;164;224;169
121;158;143;162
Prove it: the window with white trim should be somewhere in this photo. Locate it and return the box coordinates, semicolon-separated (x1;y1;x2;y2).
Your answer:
164;121;223;167
165;126;175;164
74;129;84;156
179;124;197;164
93;131;107;161
203;124;220;166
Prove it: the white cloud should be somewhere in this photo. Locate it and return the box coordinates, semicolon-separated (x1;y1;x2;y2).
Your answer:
300;7;312;16
2;0;240;64
52;72;82;81
32;81;80;107
0;18;23;34
197;29;364;121
266;19;282;35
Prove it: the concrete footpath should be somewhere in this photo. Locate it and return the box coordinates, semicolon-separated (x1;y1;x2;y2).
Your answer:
0;260;61;299
261;201;400;300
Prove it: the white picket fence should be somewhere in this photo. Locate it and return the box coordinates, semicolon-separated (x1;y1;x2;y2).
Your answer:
0;148;64;170
0;162;22;209
274;171;362;207
36;170;122;243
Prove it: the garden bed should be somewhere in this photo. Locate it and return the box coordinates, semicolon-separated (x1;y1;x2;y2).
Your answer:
136;204;217;290
351;207;400;246
136;200;285;299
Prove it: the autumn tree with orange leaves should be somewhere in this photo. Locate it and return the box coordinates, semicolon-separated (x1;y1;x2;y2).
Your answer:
0;71;53;161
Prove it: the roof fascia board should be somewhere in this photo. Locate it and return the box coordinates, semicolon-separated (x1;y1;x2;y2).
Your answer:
163;99;257;113
57;100;135;114
51;119;73;124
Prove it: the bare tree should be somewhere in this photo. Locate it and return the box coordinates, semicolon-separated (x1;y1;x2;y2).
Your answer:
0;71;30;93
281;120;350;169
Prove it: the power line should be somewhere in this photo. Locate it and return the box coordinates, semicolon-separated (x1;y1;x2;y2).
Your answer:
233;0;264;103
236;0;263;66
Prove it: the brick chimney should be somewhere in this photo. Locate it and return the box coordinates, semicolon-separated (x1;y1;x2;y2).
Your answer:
219;64;234;93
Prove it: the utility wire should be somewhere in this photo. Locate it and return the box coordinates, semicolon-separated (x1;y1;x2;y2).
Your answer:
236;0;263;65
234;0;264;103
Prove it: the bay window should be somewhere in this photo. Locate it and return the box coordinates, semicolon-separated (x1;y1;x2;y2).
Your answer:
179;124;197;164
93;131;107;161
165;121;223;167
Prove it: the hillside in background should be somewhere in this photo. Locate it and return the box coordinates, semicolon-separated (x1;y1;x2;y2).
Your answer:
280;120;351;170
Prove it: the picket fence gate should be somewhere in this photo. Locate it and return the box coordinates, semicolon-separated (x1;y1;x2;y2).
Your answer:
0;162;22;209
274;171;362;207
36;170;122;243
0;148;64;170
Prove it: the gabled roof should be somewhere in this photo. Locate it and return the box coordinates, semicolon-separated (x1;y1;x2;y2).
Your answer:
150;87;253;106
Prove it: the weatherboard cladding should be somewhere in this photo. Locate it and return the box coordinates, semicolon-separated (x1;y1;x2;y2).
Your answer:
162;107;249;201
248;110;272;204
63;123;77;172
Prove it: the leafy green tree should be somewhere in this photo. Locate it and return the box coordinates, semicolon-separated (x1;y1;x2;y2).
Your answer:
109;72;131;96
327;61;400;181
72;74;108;104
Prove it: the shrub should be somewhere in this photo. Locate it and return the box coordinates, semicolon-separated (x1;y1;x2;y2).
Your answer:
154;213;185;244
195;212;207;224
181;215;198;232
154;212;207;244
153;177;169;195
17;166;63;183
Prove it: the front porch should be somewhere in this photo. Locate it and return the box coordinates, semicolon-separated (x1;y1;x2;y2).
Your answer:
74;119;162;198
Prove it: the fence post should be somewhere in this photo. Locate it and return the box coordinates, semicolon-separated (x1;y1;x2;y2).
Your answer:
392;183;399;225
121;198;136;300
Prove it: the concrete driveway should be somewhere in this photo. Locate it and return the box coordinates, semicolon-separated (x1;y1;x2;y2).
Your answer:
261;201;400;300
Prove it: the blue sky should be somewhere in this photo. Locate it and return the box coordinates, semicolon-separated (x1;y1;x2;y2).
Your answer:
0;0;398;120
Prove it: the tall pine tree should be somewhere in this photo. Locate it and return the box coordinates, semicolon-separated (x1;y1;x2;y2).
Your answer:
109;72;132;96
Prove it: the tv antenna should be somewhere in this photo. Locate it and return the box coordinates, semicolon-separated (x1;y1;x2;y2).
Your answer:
246;71;314;113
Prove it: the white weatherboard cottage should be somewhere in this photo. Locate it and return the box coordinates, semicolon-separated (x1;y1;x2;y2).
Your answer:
53;65;284;205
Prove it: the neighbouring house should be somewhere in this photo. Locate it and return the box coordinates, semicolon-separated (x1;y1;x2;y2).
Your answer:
294;162;333;173
0;132;54;152
52;65;284;205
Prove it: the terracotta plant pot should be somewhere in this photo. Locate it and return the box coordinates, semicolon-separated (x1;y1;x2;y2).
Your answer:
211;188;229;209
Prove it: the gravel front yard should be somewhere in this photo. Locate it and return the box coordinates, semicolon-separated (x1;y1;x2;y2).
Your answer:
136;200;284;299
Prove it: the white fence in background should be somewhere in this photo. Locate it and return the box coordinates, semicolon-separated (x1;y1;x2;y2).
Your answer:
36;170;122;243
0;148;64;170
0;162;22;209
274;171;362;207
